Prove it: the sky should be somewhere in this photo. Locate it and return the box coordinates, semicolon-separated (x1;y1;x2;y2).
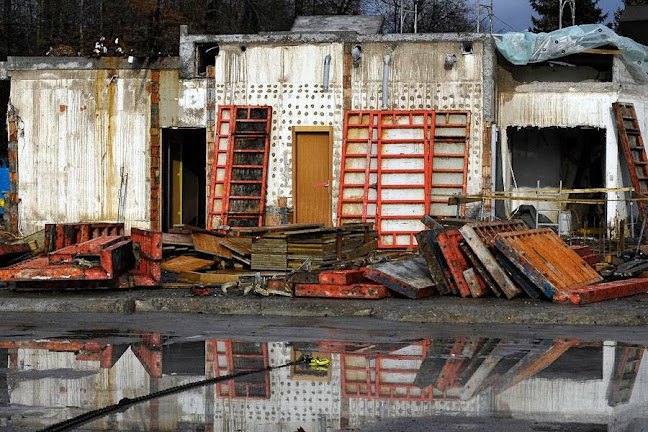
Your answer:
491;0;624;31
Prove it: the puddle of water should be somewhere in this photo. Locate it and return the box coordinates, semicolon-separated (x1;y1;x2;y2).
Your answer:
0;334;646;431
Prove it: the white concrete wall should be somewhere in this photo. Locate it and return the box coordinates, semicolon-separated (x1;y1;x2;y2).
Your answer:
212;43;346;223
496;64;648;227
11;69;152;235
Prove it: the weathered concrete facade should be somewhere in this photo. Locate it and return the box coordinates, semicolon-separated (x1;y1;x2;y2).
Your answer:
174;28;493;226
497;57;648;228
10;26;648;236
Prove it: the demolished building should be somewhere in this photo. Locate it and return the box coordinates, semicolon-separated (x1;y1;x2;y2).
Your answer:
1;20;648;246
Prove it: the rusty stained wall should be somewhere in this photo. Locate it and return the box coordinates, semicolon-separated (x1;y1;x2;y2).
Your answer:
497;64;648;226
212;43;345;223
11;69;152;235
350;40;485;201
209;41;485;223
159;70;208;128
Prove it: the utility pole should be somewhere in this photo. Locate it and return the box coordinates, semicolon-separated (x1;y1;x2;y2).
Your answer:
476;0;493;34
559;0;576;29
399;0;419;33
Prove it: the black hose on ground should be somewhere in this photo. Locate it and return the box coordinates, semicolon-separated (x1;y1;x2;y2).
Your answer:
39;354;312;432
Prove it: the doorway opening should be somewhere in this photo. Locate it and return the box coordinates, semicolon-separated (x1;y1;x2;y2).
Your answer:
162;128;206;231
293;126;333;226
508;126;606;229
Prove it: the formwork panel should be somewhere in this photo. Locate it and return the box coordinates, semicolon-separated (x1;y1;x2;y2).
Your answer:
495;228;603;298
338;110;470;248
208;106;272;229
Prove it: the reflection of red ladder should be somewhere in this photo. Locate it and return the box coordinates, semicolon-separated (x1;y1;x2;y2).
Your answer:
607;345;644;406
613;102;648;215
212;340;270;398
208;106;272;229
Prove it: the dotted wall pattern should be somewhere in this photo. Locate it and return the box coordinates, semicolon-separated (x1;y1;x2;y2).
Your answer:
211;342;342;431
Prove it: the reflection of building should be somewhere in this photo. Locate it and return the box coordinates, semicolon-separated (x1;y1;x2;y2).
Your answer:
0;336;646;431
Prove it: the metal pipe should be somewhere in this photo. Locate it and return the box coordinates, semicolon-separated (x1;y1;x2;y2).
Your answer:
490;125;498;220
322;54;331;92
382;54;391;110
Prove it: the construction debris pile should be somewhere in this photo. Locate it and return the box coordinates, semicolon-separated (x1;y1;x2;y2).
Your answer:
0;218;647;306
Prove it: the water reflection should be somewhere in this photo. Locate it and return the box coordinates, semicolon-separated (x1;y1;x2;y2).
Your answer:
0;334;646;431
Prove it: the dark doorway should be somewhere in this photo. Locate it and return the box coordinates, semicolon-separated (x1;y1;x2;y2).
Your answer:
162;128;206;231
508;126;606;229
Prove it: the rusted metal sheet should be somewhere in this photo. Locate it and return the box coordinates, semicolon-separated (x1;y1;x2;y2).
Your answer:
461;268;488;297
44;222;125;253
294;282;389;299
0;242;33;266
459;224;521;299
365;256;436;299
130;228;162;286
492;339;578;394
553;278;648;305
13;69;152;236
494;228;602;298
318;269;366;285
468;220;527;246
437;229;485;297
416;229;452;295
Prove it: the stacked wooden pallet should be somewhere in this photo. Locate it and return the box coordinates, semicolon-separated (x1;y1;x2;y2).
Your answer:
250;224;378;271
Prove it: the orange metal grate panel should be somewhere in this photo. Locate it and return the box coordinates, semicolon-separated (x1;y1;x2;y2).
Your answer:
338;110;470;248
208;106;272;229
211;340;271;399
494;228;602;298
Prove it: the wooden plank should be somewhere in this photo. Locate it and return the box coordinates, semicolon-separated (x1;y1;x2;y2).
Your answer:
178;272;241;285
162;232;193;246
192;232;232;258
459;225;520;299
221;238;251;257
365;256;435;299
161;256;214;273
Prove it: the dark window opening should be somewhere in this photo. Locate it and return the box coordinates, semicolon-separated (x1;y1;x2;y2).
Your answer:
499;52;614;83
161;342;206;376
508;126;606;229
162;128;207;231
196;43;219;76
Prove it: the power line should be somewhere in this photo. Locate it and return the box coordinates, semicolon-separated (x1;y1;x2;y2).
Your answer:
493;14;518;32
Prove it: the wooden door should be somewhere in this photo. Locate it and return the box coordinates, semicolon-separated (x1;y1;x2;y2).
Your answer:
293;129;332;226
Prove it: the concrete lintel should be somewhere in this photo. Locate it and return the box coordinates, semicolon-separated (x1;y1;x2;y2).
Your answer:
7;56;181;71
0;61;8;80
181;30;489;46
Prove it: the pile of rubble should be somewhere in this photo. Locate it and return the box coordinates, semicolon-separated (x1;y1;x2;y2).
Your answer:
0;218;647;305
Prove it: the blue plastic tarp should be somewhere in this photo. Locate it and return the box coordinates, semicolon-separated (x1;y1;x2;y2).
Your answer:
494;24;648;81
